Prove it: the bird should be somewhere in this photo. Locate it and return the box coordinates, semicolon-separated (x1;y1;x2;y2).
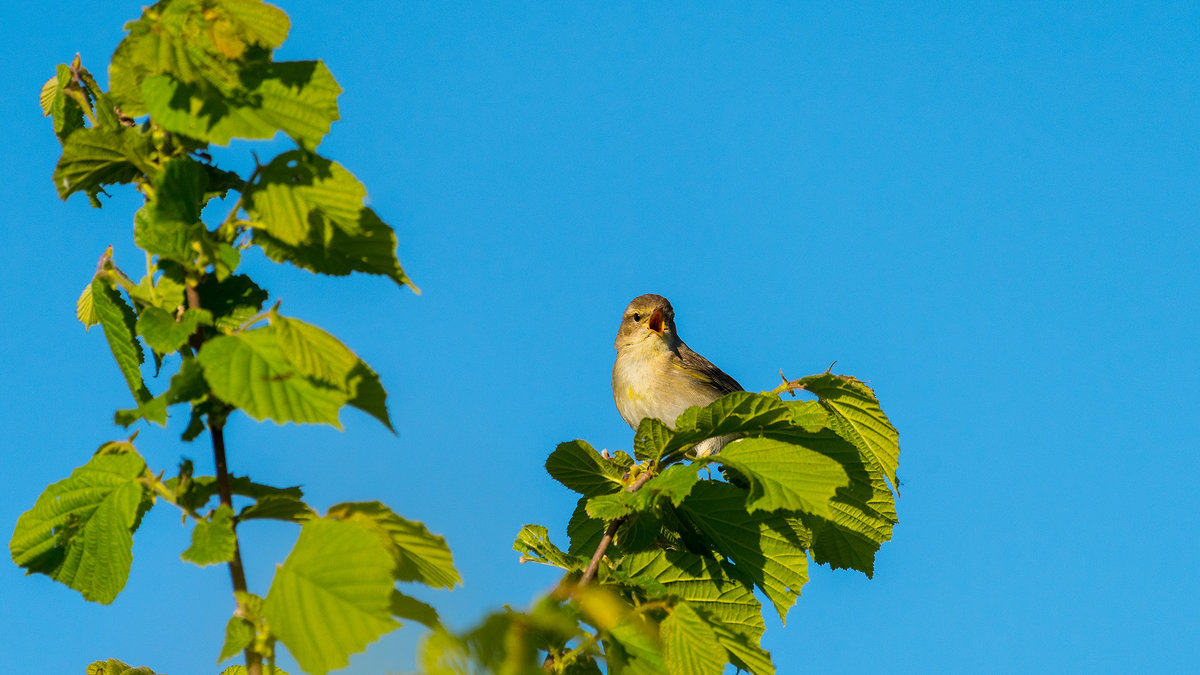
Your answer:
612;294;743;457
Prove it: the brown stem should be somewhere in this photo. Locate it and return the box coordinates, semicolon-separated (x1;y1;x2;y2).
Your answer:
188;282;263;675
576;471;654;588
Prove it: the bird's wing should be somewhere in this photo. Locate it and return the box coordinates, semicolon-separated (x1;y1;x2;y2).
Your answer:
675;342;744;395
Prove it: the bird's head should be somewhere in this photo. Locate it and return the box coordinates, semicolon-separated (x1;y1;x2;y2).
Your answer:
614;294;678;350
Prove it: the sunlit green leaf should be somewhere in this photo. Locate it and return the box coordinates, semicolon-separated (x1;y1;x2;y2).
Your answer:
514;524;581;571
54;125;155;206
390;590;441;630
76;283;99;330
547;440;623;498
91;278;152;404
197;326;347;426
326;501;460;588
680;481;810;622
264;518;399;674
800;373;899;490
714;437;849;517
9;448;151;604
661;602;724;675
219;616;254;662
85;659;160;675
141;60;340;147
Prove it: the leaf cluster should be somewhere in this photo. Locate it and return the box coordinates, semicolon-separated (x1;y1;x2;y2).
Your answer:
419;380;900;674
15;1;449;673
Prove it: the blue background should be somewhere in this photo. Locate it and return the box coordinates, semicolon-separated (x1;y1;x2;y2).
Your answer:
2;1;1197;672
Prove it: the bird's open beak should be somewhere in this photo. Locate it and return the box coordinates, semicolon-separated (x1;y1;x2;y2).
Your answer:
648;308;664;335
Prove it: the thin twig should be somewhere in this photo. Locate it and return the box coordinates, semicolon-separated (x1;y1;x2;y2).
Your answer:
576;470;654;588
187;283;263;675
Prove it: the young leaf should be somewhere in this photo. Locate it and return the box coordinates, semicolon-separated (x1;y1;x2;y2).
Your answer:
197;326;348;426
714;437;850;517
326;501;461;589
42;64;86;140
606;613;665;675
633;417;674;463
9;449;151;604
181;504;236;566
84;659;161;675
800;373;900;490
514;524;581;571
91;278;152;404
135;307;211;353
218;616;255;662
546;440;623;498
76;283;99;330
661;602;725;675
264;518;399;675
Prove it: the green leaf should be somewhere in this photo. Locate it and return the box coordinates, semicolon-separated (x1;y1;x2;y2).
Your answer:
633;417;674;463
514;524;581;571
246;152;415;288
617;550;764;642
215;0;291;50
42;64;86;140
245;150;368;246
254;206;415;288
607;614;665;675
347;361;393;431
800;373;900;490
77;283;99;330
219;616;254;662
196;273;269;332
661;602;725;675
181;504;236;566
326;502;461;588
134;157;212;262
9;448;151;604
567;498;606;557
85;659;161;675
264;518;400;674
91;278;152;404
790;429;896;577
390;590;441;630
679;481;810;622
238;494;315;522
54;125;155;206
136;307;211;353
273;315;358;384
141;60;340;147
219;667;290;675
546;440;623;498
707;619;774;675
115;357;207;427
586;464;700;520
197;326;348;426
651;392;828;460
714;436;849;517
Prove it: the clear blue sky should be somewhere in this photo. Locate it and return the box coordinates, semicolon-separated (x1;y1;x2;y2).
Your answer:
3;1;1197;672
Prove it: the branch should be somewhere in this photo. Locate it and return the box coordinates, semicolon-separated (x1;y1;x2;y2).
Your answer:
576;470;654;588
186;283;263;675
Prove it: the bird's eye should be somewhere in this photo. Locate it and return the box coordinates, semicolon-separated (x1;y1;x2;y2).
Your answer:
632;312;641;322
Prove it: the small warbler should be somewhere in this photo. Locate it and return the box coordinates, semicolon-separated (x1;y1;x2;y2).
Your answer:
612;294;743;457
